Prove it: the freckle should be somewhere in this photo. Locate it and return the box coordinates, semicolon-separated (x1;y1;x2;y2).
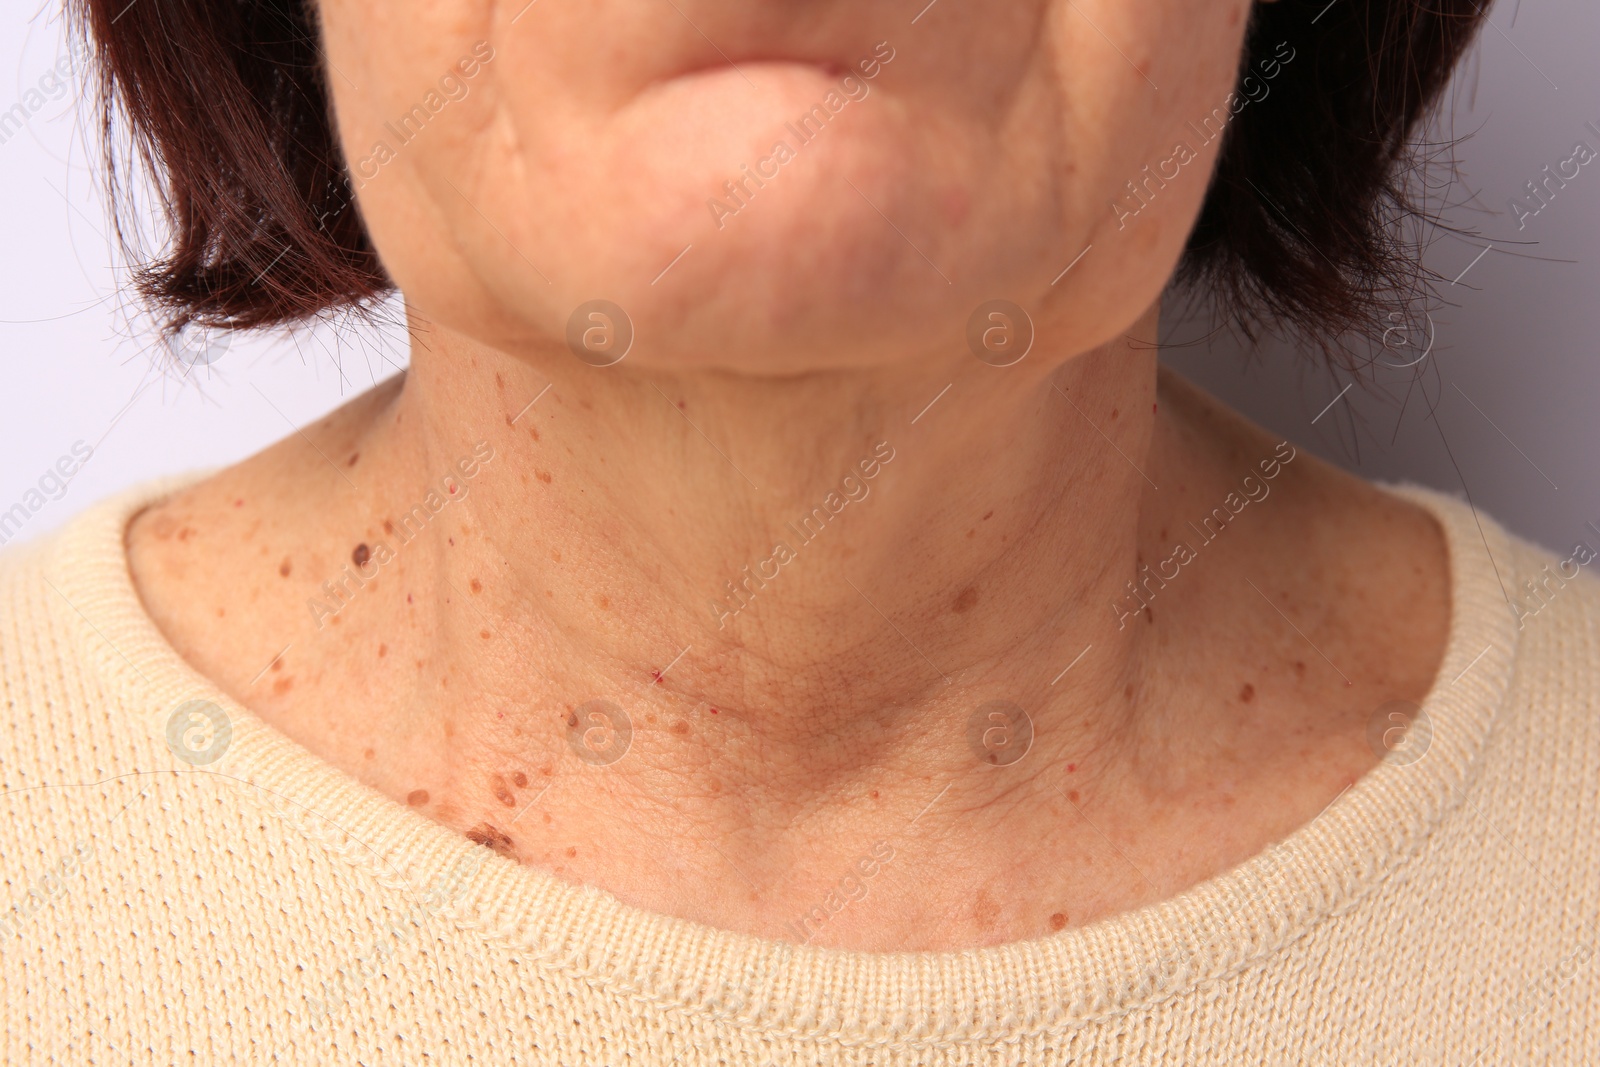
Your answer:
1294;660;1306;677
273;676;293;695
177;526;194;541
513;772;527;788
983;511;994;521
540;764;553;776
278;557;292;577
670;719;689;735
215;607;225;617
1123;684;1134;700
1066;763;1076;772
952;585;979;614
646;714;656;724
536;470;553;484
330;614;341;626
271;659;283;672
551;549;562;562
491;775;515;807
383;519;394;534
495;373;504;389
565;846;578;858
1049;912;1068;931
363;748;374;760
407;789;429;807
1145;606;1154;624
529;426;540;442
596;595;609;609
444;721;455;738
479;630;491;640
541;812;552;823
1110;408;1119;420
407;593;414;604
1068;790;1080;802
470;579;482;593
870;790;879;799
347;452;359;467
448;537;454;546
1159;528;1168;541
966;529;975;538
352;543;370;566
1240;683;1256;703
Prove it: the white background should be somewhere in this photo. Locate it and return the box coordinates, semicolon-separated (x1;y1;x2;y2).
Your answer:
2;3;1595;552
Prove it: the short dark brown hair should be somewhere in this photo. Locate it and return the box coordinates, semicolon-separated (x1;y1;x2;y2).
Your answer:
71;0;1488;349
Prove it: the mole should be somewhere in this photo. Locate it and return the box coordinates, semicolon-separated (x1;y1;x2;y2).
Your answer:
278;558;292;578
407;789;429;807
1240;683;1256;703
491;775;517;807
470;579;482;593
1049;912;1069;932
383;519;394;534
952;586;979;614
466;823;515;856
513;772;528;788
352;543;370;567
536;470;553;484
347;452;360;468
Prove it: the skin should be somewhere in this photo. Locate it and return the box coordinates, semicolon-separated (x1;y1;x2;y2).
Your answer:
126;0;1448;950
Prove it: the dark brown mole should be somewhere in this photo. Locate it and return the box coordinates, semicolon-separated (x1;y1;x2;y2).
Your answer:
1240;683;1256;703
407;789;429;807
1049;912;1069;932
952;586;979;614
278;558;292;578
466;823;515;856
513;772;528;788
352;543;370;567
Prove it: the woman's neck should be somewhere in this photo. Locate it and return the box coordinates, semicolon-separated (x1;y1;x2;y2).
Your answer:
127;304;1450;948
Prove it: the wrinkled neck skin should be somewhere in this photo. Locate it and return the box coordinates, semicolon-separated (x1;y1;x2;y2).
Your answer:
129;297;1450;950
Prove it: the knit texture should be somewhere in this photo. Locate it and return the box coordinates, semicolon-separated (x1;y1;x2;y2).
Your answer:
1;477;1596;1065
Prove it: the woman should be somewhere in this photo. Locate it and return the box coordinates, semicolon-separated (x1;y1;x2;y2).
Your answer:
3;0;1595;1062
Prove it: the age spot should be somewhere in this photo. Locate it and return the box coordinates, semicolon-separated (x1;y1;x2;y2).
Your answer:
491;775;516;807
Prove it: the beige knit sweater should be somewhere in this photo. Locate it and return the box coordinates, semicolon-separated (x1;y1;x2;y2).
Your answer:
2;477;1597;1065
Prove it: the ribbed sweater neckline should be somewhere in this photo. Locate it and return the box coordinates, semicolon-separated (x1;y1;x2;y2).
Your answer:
43;475;1521;1046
